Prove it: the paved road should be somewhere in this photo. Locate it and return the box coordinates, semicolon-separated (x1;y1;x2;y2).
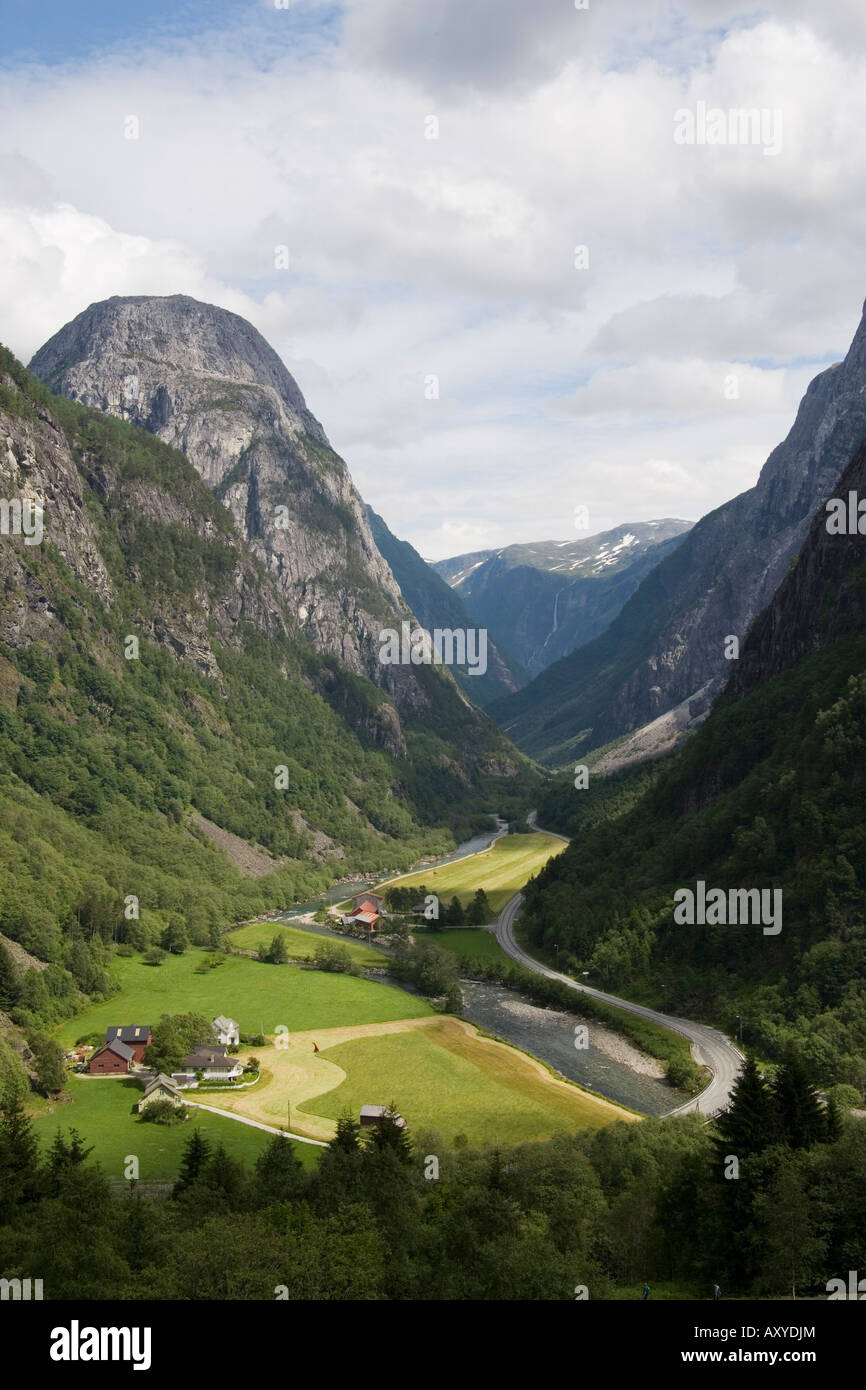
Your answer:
184;1100;328;1147
495;889;743;1117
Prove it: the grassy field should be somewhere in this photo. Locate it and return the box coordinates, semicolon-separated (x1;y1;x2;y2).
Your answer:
226;920;383;967
30;1074;321;1180
413;927;506;964
376;832;566;915
203;1016;634;1145
53;948;432;1049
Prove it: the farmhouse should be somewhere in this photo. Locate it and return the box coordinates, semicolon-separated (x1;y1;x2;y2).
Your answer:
352;891;384;913
212;1015;239;1046
89;1038;135;1074
341;895;385;933
104;1025;152;1063
359;1104;407;1130
136;1073;184;1113
171;1046;244;1087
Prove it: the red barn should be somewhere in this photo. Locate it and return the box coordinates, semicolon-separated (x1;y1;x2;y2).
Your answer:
88;1038;134;1074
103;1025;151;1064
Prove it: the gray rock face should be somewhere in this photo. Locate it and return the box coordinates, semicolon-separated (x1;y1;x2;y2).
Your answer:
434;520;691;677
29;295;420;708
493;298;866;765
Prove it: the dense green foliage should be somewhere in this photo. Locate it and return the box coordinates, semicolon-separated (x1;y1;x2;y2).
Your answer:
1;1062;862;1300
522;636;866;1091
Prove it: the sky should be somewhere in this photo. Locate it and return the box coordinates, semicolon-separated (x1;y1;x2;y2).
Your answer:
2;1;866;559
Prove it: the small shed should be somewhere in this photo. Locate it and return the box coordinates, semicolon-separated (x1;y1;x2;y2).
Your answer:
360;1104;407;1130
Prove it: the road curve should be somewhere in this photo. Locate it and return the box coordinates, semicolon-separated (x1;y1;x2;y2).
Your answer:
495;889;743;1117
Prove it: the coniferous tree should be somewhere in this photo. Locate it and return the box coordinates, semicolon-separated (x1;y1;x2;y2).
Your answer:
772;1047;827;1150
172;1129;212;1197
447;895;464;926
0;1084;41;1215
253;1134;306;1205
715;1056;779;1160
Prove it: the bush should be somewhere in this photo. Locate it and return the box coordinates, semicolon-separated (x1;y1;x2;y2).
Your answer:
144;947;166;967
313;941;358;975
140;1098;187;1125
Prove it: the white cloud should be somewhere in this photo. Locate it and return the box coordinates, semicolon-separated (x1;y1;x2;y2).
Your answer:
0;5;865;559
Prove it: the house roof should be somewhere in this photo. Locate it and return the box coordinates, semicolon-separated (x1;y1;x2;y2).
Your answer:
106;1025;151;1044
95;1038;134;1062
143;1073;182;1098
353;912;378;925
351;900;380;917
184;1046;233;1067
212;1015;237;1032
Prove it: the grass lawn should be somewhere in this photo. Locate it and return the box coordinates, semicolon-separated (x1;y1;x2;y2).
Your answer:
53;948;432;1049
206;1016;634;1145
301;1017;633;1145
414;927;507;965
227;920;382;967
30;1074;320;1180
376;832;566;915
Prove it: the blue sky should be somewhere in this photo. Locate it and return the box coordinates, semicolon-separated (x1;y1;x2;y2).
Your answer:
1;0;865;557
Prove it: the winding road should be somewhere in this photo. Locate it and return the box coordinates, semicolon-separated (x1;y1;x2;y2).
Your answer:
496;822;744;1116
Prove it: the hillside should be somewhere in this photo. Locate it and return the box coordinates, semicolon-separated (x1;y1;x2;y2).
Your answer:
523;434;866;1088
491;300;866;767
366;505;526;707
0;345;534;1037
435;521;690;677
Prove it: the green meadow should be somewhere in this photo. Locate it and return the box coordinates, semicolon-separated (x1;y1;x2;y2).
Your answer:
414;927;506;964
53;948;432;1049
377;832;566;915
31;1074;320;1180
227;920;383;967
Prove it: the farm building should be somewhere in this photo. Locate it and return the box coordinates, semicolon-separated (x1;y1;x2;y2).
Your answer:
359;1104;407;1130
89;1038;135;1075
352;891;384;912
136;1074;184;1113
103;1025;152;1063
171;1046;244;1087
212;1015;239;1046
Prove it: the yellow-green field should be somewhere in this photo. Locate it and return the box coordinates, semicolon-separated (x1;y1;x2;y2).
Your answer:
375;831;566;915
202;1016;634;1145
227;920;382;967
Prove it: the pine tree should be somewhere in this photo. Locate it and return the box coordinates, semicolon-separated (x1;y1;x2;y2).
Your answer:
266;931;288;964
253;1134;306;1204
367;1108;412;1163
0;1084;40;1213
331;1112;361;1153
715;1055;778;1160
772;1047;827;1150
172;1128;212;1197
447;896;464;926
45;1127;94;1193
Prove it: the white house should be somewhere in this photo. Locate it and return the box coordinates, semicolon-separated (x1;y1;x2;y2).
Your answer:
171;1046;244;1088
212;1015;239;1046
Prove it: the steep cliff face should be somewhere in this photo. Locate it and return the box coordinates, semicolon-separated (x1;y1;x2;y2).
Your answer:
727;436;866;701
28;295;427;712
366;505;526;706
492;299;866;767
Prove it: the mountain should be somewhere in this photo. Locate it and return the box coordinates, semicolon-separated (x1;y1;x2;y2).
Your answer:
434;521;691;677
365;505;526;707
524;432;866;1087
0;343;534;1023
29;295;428;714
491;300;866;767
